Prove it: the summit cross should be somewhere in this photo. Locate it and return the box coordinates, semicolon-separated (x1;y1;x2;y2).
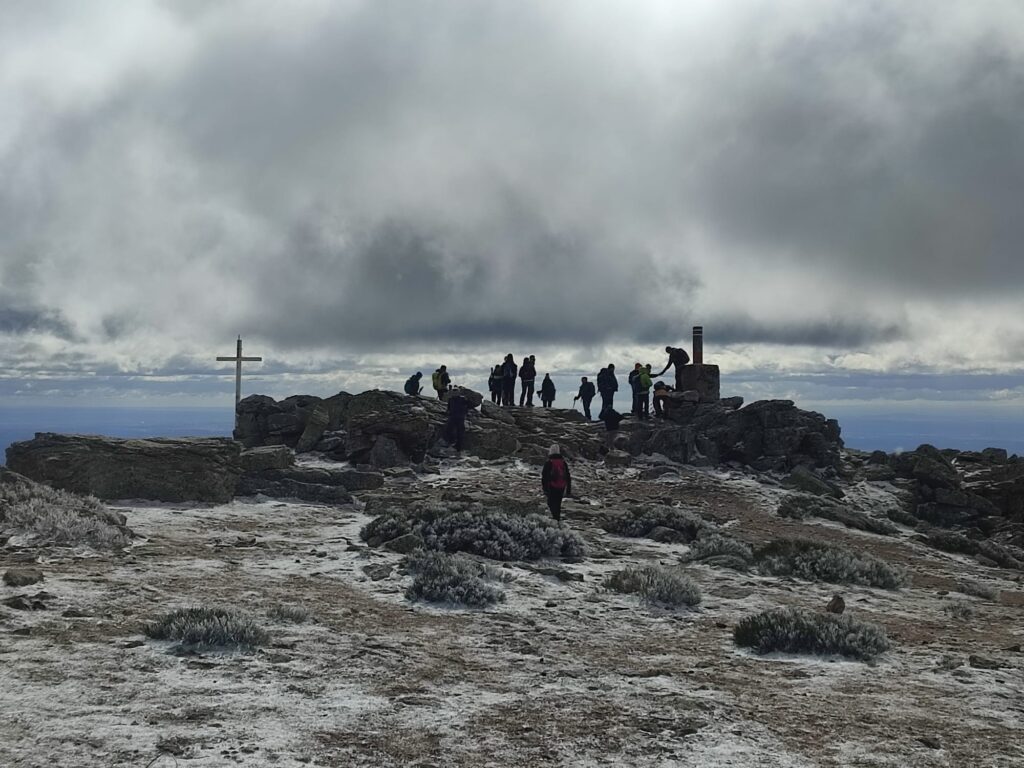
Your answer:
216;336;263;419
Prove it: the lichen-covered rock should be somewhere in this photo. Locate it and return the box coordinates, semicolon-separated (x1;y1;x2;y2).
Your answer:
6;434;242;503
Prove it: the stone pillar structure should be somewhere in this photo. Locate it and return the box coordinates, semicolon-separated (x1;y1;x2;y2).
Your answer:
679;325;719;402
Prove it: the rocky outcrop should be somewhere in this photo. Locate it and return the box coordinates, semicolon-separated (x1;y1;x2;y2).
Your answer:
234;392;353;451
625;398;842;471
5;434;242;503
236;390;843;472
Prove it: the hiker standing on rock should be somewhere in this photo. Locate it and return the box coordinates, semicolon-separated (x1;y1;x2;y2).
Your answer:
404;372;423;396
628;363;642;416
444;391;471;452
541;444;572;523
654;346;691;392
574;376;596;420
635;364;653;419
501;354;518;406
540;374;556;408
519;355;537;407
488;365;502;404
597;364;618;417
431;366;451;399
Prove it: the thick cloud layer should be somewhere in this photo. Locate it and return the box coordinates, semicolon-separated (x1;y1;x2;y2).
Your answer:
1;0;1022;403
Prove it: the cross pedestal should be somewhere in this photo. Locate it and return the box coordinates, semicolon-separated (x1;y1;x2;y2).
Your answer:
216;336;262;423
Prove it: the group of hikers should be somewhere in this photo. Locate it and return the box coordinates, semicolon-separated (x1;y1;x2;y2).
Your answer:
402;345;692;523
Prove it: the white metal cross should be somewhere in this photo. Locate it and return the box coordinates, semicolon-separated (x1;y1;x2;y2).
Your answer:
216;336;262;417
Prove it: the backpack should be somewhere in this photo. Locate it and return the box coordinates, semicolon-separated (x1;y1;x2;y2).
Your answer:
404;377;418;395
431;370;442;390
547;457;568;490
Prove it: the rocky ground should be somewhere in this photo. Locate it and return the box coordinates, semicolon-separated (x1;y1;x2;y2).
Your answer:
2;450;1023;768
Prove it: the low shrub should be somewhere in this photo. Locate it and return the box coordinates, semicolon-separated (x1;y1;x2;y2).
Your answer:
944;602;974;620
603;565;701;608
361;502;584;561
266;604;311;623
976;541;1024;571
734;607;890;660
956;580;1000;601
405;551;505;607
687;533;753;564
602;506;710;541
754;538;907;589
0;479;131;550
146;607;269;650
778;494;898;536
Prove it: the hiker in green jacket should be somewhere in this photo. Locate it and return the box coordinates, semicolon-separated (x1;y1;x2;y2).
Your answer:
636;364;653;420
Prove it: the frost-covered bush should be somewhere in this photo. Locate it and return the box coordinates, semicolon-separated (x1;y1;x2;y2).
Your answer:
0;478;131;550
266;604;311;623
603;565;701;608
944;602;974;620
146;607;269;650
361;502;584;561
734;607;890;660
976;540;1024;571
957;580;1000;601
405;551;506;607
686;533;753;568
754;539;907;589
778;494;898;536
602;506;710;541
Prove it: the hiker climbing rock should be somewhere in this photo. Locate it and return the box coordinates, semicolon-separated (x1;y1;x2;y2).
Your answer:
654;346;691;391
444;391;471;452
541;443;572;522
540;373;556;408
652;380;672;418
404;372;423;396
597;364;618;416
574;376;596;420
600;407;625;450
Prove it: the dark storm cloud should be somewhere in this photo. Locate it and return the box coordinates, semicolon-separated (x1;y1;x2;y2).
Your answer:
2;0;1024;375
711;316;905;347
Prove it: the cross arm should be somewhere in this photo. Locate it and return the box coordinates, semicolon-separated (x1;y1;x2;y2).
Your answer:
216;356;263;362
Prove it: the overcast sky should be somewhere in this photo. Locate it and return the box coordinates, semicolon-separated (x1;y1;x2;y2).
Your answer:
2;0;1023;408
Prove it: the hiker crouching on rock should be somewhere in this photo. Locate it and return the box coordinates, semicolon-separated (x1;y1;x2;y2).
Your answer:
652;380;672;418
404;372;423;396
541;444;572;523
540;373;556;407
600;407;625;450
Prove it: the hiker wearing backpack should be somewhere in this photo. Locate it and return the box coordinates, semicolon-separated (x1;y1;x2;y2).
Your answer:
600;407;626;450
500;354;518;406
488;364;502;404
654;346;691;392
636;364;653;419
573;376;596;420
431;366;451;399
404;372;423;396
444;391;472;452
519;355;537;406
541;444;572;523
597;364;618;416
540;373;556;408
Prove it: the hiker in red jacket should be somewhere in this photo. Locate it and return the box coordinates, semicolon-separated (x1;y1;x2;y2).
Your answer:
541;444;572;523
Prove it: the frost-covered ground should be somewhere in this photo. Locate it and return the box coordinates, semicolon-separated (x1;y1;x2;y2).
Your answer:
2;457;1023;767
